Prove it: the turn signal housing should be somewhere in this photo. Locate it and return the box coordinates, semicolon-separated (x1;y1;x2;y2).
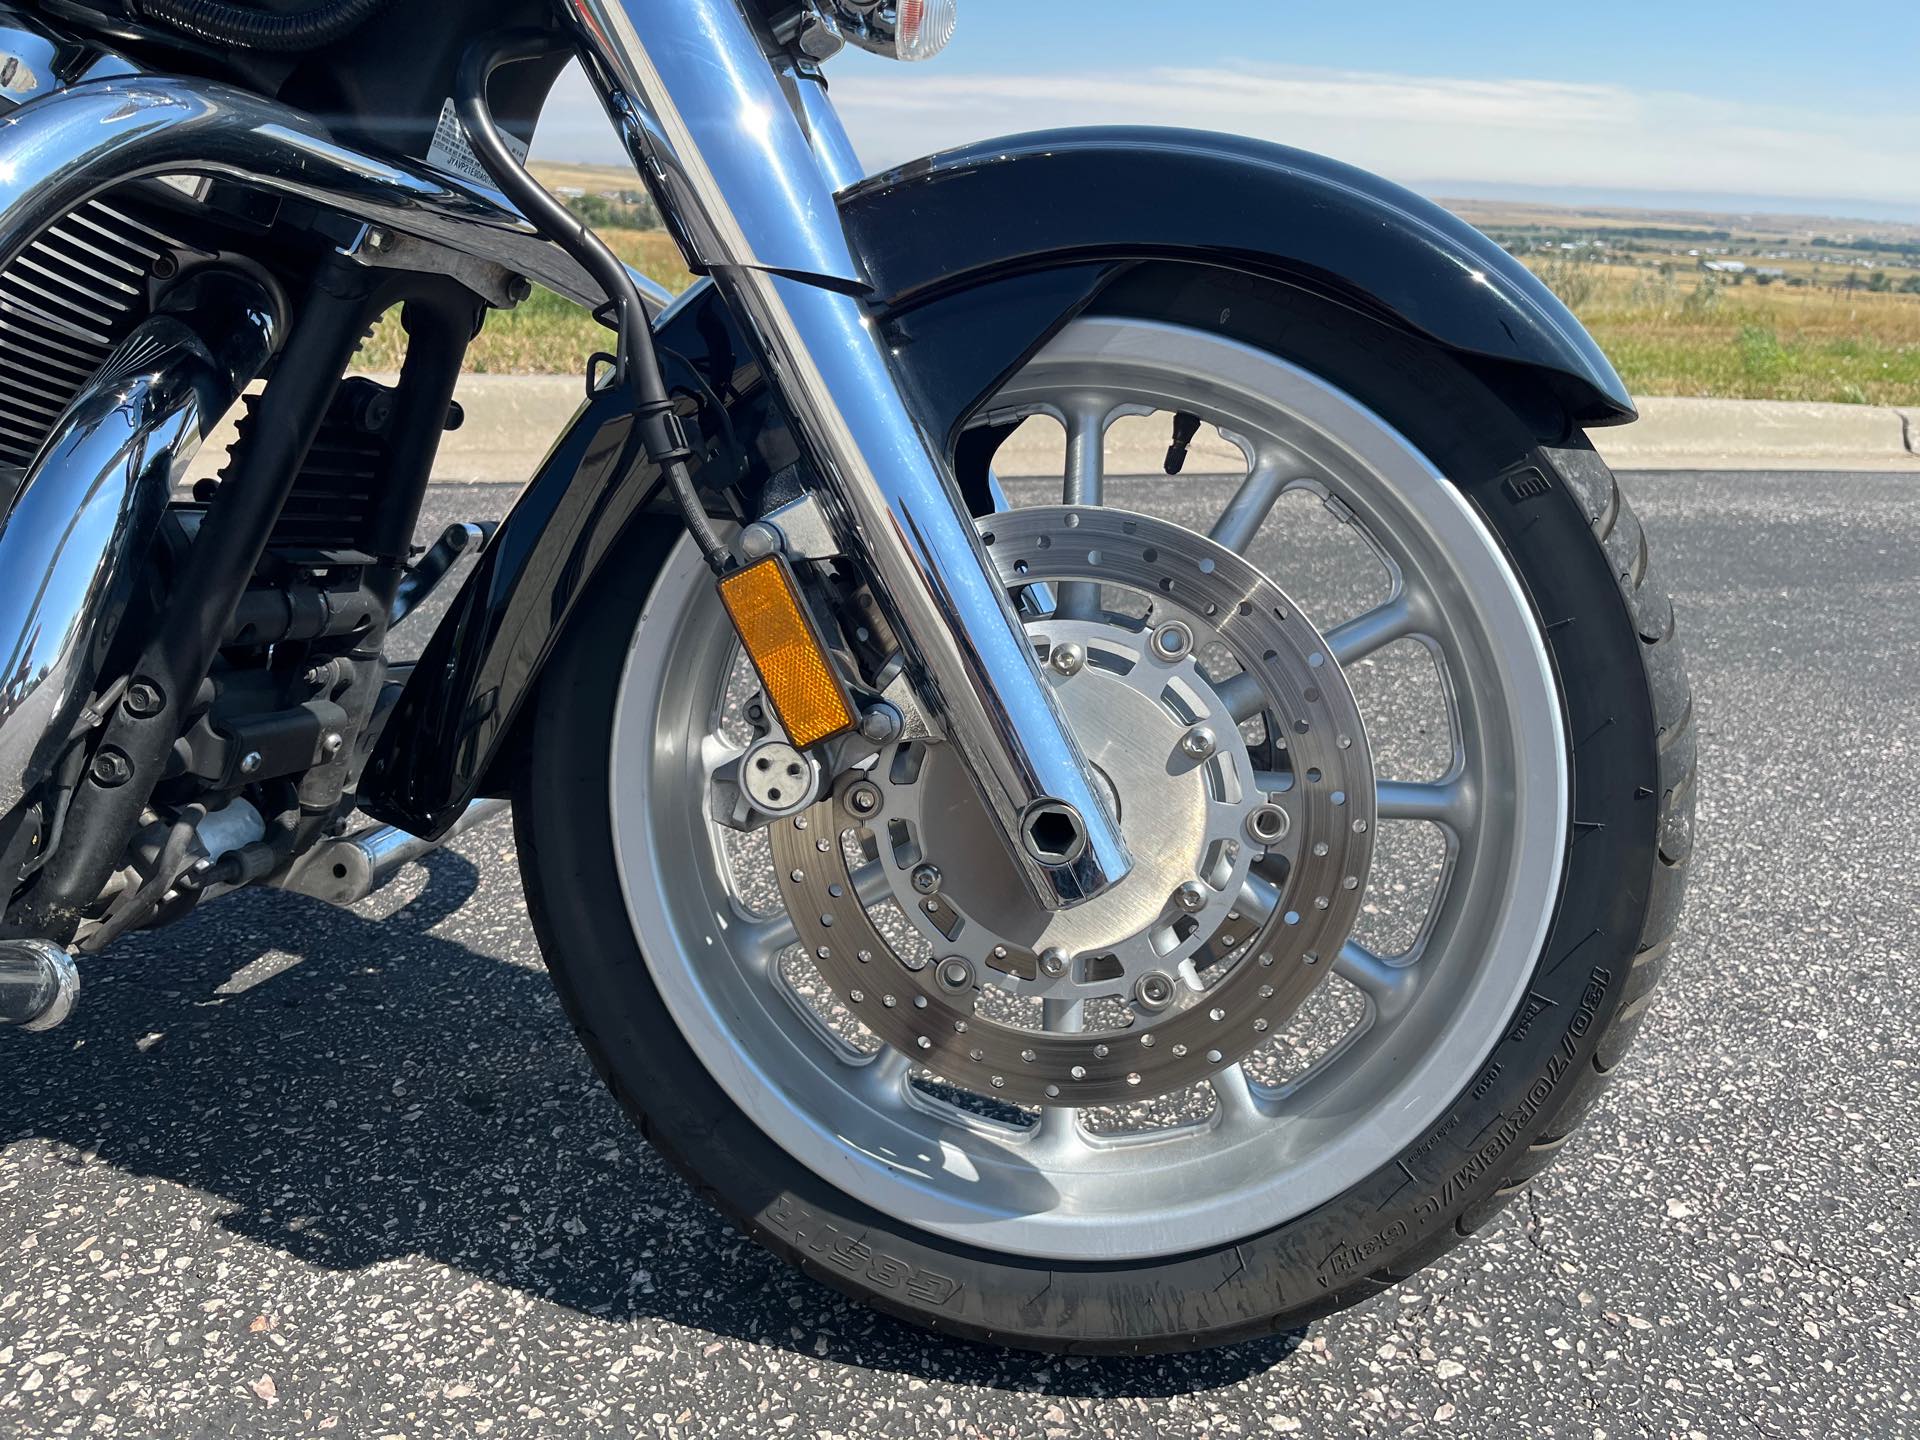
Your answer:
717;556;858;749
830;0;958;63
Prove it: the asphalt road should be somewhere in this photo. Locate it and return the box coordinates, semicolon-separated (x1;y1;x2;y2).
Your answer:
5;470;1918;1438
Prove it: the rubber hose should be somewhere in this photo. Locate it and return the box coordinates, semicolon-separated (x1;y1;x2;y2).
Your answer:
136;0;393;52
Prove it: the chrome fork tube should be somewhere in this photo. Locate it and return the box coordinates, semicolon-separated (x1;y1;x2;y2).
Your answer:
564;0;1131;909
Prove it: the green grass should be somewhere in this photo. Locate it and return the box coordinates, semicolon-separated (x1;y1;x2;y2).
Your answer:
359;225;1920;407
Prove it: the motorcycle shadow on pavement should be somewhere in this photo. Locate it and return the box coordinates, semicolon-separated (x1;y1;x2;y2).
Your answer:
3;840;1304;1396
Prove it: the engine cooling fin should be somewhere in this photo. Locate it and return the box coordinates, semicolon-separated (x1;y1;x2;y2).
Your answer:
0;197;184;483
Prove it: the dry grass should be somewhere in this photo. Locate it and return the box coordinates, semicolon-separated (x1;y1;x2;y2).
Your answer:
1542;264;1920;406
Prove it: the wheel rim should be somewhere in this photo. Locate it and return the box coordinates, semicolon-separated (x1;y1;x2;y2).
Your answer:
609;317;1568;1261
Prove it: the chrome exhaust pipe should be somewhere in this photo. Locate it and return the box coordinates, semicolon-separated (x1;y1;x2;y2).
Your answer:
0;938;80;1031
276;798;510;907
0;275;278;883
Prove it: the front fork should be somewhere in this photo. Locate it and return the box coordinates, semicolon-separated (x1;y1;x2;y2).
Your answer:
563;0;1130;910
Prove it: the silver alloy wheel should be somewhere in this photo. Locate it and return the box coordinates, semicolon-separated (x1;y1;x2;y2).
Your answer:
609;317;1568;1262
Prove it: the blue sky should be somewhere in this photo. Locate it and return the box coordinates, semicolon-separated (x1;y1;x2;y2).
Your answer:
533;1;1920;220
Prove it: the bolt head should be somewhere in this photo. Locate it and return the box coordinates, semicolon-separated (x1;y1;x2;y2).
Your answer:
857;703;903;744
1175;881;1209;913
845;781;882;817
910;863;942;896
1151;622;1194;661
1246;804;1289;847
738;522;782;560
936;958;974;992
320;732;344;758
123;681;163;718
1049;642;1086;677
89;749;132;787
1135;972;1176;1011
240;751;264;777
1039;947;1069;978
1180;725;1217;760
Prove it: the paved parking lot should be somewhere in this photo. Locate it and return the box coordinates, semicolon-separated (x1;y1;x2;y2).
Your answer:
4;470;1917;1438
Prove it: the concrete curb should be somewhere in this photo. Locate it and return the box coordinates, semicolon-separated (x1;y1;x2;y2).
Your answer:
200;376;1920;485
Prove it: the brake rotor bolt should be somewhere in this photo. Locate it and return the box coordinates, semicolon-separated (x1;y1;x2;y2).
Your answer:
1151;621;1194;661
1180;726;1217;760
910;864;942;896
1135;972;1176;1011
1049;642;1086;677
1247;804;1289;846
845;781;882;817
1039;947;1069;978
1175;881;1208;913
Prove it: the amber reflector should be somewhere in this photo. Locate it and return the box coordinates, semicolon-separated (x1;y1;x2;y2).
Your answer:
717;556;857;748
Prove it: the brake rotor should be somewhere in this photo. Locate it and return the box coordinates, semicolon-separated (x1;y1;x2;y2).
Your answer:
772;506;1375;1106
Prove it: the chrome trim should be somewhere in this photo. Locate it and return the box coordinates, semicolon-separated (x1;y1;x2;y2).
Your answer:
0;293;276;866
0;69;668;315
0;937;79;1030
566;0;1131;909
778;60;866;192
276;798;510;907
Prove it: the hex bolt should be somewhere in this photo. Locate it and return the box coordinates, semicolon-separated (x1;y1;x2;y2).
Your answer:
1039;947;1069;978
857;703;903;744
89;748;132;788
936;957;974;993
1175;881;1209;913
1049;642;1086;677
910;864;943;896
123;680;164;718
1151;621;1194;662
1180;725;1217;760
738;522;783;560
845;780;883;818
240;751;264;777
1135;971;1177;1012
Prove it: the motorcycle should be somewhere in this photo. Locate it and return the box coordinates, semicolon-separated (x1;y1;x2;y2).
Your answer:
0;0;1694;1351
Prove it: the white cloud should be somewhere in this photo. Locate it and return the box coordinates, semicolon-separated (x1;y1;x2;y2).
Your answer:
820;64;1917;209
535;60;1919;213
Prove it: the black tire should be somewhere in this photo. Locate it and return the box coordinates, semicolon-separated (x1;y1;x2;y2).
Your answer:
514;277;1695;1353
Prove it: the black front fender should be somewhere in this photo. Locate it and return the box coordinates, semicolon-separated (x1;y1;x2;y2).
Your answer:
841;127;1634;427
362;127;1632;836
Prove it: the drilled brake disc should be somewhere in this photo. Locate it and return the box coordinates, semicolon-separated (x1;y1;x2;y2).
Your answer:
771;506;1375;1106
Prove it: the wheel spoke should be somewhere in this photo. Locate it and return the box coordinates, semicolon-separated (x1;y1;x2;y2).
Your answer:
736;910;799;967
1375;777;1473;835
1210;1064;1269;1136
1334;940;1418;1020
1055;399;1109;620
1324;592;1421;667
850;859;890;904
1235;868;1283;926
1213;671;1268;725
1209;459;1297;555
850;1048;912;1106
1026;996;1091;1158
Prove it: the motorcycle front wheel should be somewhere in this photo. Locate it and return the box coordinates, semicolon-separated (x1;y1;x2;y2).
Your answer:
514;277;1694;1352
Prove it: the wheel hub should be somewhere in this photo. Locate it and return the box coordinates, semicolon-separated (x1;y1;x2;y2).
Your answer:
771;506;1377;1107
